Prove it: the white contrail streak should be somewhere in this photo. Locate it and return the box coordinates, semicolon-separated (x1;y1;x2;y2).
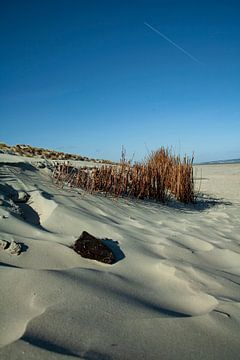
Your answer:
144;22;201;64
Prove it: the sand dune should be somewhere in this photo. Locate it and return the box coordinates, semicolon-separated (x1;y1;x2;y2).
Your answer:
0;154;239;359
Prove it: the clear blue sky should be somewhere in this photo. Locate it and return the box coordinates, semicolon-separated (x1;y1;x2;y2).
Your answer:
1;0;239;162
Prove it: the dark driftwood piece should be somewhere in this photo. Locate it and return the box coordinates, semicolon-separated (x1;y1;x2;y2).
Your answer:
73;231;116;264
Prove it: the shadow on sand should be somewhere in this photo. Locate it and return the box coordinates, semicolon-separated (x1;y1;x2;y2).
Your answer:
101;238;125;263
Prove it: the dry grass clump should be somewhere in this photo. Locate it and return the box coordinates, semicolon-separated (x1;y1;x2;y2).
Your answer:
53;147;195;204
146;148;194;203
0;143;11;150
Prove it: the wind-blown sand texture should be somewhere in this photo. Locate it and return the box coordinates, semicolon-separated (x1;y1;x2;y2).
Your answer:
0;154;239;360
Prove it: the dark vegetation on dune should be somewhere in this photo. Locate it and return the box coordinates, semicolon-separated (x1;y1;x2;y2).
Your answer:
0;142;114;164
53;147;195;204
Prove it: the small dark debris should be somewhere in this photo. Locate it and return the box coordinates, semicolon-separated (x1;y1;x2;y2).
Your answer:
213;309;231;318
37;162;46;169
12;191;30;203
73;231;116;264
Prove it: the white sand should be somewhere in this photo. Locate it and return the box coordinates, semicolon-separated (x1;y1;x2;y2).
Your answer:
0;154;239;359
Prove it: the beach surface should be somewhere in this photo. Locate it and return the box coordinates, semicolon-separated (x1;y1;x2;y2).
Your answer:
0;154;239;359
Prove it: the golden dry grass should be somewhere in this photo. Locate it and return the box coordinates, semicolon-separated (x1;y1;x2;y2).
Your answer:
53;147;195;204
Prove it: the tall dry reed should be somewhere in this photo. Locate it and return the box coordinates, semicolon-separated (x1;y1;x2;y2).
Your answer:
52;147;195;204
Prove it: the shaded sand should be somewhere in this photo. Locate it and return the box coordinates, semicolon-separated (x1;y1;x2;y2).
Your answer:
0;154;240;359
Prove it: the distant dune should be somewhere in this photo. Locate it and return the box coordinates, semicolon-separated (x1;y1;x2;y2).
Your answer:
0;142;115;164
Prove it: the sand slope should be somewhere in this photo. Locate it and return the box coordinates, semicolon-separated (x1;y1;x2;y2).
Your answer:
0;155;240;359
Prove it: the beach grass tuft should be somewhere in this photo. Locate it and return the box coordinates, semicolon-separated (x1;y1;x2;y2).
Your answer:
52;147;195;204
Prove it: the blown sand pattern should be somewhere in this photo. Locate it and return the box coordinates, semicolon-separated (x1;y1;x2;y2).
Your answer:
0;154;240;359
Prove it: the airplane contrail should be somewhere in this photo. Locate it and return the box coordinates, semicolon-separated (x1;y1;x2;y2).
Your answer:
144;22;201;64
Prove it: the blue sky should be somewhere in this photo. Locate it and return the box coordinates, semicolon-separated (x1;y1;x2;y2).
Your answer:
1;0;239;162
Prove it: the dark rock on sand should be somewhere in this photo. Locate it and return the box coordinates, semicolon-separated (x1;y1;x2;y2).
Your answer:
73;231;116;264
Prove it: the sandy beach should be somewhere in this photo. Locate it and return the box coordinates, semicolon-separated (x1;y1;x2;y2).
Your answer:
0;153;239;359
